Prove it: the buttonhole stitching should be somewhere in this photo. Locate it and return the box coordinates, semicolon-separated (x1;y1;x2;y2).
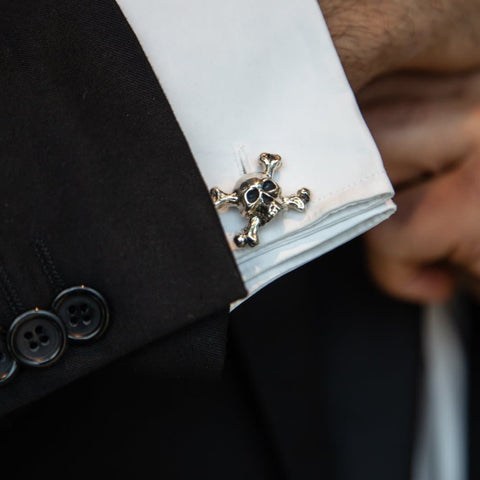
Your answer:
33;238;66;294
0;266;25;317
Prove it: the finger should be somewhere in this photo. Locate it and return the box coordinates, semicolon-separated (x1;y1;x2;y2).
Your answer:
365;156;480;302
366;167;463;262
358;71;480;107
361;86;473;186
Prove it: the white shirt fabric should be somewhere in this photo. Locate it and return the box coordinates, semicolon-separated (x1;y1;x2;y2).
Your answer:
116;0;395;302
412;304;467;480
115;1;466;479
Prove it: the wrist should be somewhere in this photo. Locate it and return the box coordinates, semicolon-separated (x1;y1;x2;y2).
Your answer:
319;1;418;90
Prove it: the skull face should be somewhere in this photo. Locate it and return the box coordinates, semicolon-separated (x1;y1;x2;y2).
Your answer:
234;174;282;224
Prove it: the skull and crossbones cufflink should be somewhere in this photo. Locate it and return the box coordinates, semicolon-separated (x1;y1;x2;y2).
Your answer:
210;153;311;248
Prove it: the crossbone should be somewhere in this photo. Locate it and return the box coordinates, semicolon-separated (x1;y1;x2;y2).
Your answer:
210;153;311;248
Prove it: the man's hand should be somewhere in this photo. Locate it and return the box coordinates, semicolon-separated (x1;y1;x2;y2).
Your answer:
318;0;480;302
319;0;480;90
358;71;480;303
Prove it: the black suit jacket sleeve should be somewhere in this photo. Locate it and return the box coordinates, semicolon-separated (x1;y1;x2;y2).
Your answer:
0;0;246;416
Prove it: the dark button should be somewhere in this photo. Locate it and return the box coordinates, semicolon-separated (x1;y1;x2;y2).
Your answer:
0;334;17;384
52;286;109;342
7;310;67;367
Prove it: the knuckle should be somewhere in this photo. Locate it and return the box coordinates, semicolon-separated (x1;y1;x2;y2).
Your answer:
459;159;480;204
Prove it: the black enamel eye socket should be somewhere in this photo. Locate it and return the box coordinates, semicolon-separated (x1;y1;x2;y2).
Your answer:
246;188;260;203
262;180;276;191
261;193;273;204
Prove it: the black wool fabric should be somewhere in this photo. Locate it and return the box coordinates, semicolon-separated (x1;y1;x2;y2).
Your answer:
231;239;422;480
0;239;422;480
468;300;480;480
0;0;246;416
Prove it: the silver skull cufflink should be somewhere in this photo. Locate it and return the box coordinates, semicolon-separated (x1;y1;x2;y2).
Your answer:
210;153;311;248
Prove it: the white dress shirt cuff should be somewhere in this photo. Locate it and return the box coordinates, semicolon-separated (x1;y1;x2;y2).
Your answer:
116;0;395;303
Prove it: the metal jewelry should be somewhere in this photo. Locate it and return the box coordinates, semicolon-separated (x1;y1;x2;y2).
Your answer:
210;153;311;248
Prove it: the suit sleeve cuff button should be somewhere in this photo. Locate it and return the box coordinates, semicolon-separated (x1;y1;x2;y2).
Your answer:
52;286;109;342
7;310;67;367
0;334;18;384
